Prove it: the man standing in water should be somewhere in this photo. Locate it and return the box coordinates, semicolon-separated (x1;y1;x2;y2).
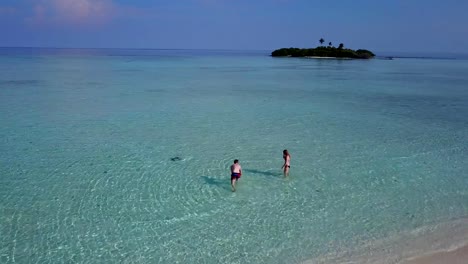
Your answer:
230;159;242;192
282;149;291;177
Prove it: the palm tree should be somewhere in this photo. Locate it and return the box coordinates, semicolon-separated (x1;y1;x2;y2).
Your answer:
338;43;344;49
319;38;324;46
328;42;332;47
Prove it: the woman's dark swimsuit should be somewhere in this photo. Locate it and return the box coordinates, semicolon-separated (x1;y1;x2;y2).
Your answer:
231;173;241;181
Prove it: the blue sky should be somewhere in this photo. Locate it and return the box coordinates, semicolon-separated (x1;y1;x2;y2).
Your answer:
1;0;467;53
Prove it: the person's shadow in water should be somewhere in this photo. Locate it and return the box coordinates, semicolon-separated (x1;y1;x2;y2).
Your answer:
242;169;282;177
201;176;231;191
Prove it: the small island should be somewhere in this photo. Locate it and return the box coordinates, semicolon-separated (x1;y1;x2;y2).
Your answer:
272;38;375;59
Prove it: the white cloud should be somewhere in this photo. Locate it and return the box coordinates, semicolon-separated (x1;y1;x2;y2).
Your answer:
51;0;114;23
27;0;116;26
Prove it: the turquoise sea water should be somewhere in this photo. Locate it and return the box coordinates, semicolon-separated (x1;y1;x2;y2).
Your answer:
0;48;467;263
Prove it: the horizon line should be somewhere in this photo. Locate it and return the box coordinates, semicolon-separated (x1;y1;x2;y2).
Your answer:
1;46;467;59
0;46;272;52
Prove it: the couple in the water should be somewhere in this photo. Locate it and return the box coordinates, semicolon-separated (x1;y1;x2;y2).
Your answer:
230;149;291;192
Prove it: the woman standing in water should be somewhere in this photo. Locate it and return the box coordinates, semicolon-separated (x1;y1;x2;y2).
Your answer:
282;149;291;177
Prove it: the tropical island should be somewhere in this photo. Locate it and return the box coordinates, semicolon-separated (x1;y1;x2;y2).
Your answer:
272;38;375;59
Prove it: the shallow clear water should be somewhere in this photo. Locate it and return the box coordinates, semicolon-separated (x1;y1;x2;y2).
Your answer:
0;48;467;263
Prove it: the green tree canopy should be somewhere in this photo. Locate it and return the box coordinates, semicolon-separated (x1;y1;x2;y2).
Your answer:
271;45;375;59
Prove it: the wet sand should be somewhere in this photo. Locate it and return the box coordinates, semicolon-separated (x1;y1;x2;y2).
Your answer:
304;218;468;264
403;244;468;264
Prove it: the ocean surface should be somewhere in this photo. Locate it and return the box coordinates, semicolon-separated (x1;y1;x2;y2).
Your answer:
0;48;467;263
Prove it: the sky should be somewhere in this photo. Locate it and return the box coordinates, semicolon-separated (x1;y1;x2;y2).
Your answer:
1;0;467;53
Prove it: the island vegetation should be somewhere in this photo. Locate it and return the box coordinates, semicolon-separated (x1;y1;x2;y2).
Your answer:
272;38;375;59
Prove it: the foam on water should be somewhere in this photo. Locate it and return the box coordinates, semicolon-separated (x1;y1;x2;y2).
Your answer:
0;49;467;263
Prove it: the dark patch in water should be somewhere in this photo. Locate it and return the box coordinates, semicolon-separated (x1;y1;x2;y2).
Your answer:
114;69;144;72
145;89;166;93
86;81;102;85
0;80;43;86
243;168;281;177
170;157;182;161
199;66;261;73
405;212;415;219
103;170;107;174
201;176;230;191
386;71;421;76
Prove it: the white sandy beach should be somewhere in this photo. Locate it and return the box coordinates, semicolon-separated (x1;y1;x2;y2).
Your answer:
304;218;468;264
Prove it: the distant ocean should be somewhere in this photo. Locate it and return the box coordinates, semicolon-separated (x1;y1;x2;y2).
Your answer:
1;48;467;263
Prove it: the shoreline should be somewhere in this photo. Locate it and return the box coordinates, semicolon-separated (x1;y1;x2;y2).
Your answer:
274;55;355;59
303;217;468;264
